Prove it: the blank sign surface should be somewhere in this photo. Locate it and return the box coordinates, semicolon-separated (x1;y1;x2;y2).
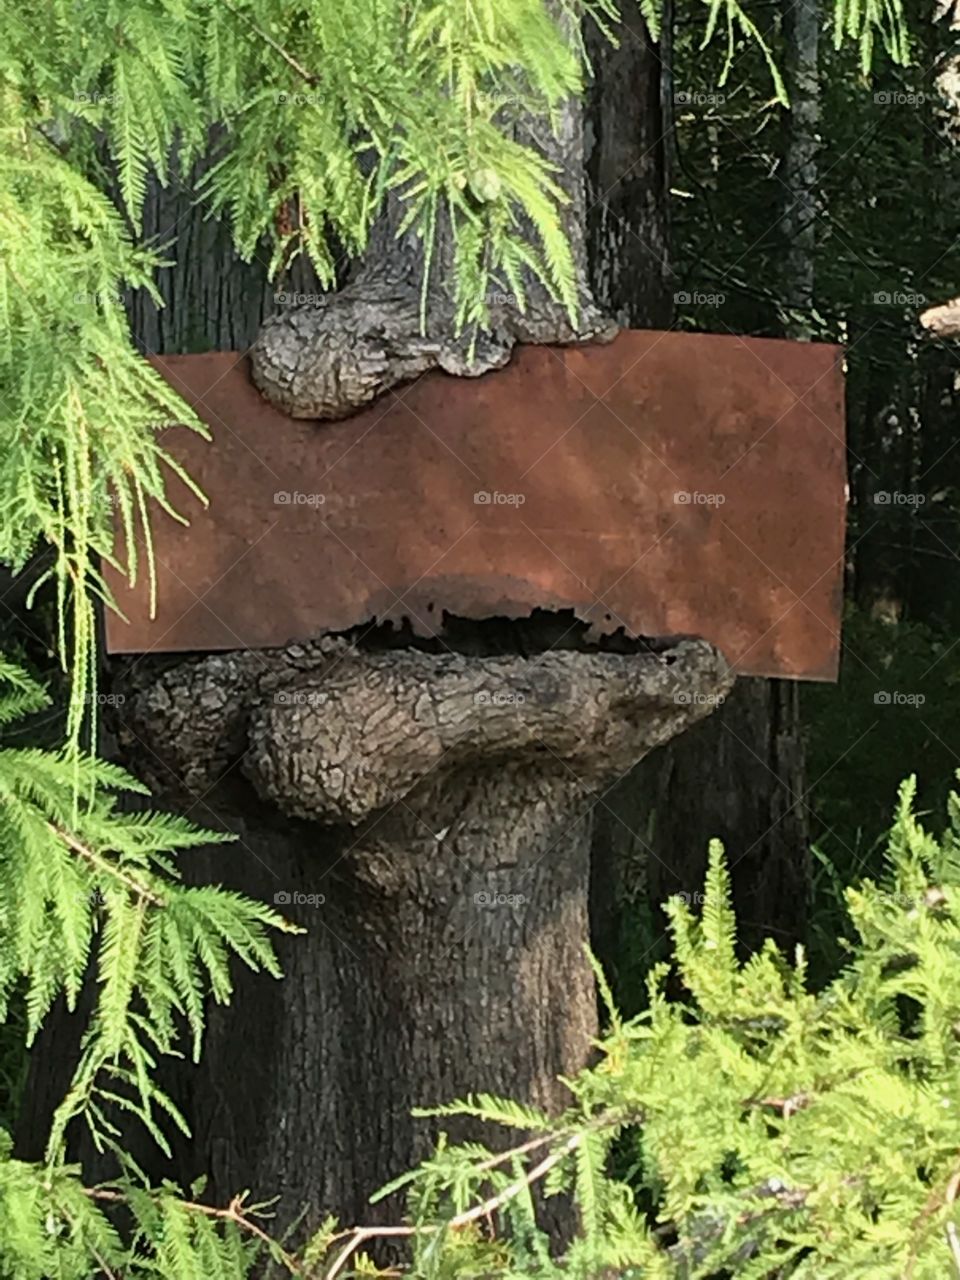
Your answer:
104;330;846;680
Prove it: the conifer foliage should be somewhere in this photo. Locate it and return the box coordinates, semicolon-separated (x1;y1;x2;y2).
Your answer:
0;658;296;1276
321;779;960;1279
0;0;916;1276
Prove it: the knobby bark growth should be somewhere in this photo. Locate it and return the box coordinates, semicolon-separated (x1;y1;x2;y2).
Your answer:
106;637;732;1230
250;20;615;420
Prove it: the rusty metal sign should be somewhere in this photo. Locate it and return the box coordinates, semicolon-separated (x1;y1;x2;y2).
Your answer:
103;330;846;680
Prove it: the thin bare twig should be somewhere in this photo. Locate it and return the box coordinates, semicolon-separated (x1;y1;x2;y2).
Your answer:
744;1092;812;1118
323;1133;583;1280
87;1188;304;1275
473;1129;558;1172
946;1223;960;1277
90;1247;119;1280
50;823;165;907
221;0;318;85
906;1160;960;1278
945;1169;960;1278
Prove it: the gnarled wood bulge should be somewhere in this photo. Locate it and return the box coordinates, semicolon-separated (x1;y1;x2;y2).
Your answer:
113;636;732;1230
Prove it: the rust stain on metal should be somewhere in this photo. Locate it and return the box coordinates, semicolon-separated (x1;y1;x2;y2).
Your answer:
103;330;846;680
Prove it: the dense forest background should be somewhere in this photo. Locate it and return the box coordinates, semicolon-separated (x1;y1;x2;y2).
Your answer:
596;0;960;997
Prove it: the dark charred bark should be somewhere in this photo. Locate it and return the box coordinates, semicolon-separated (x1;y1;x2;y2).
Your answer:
780;0;820;320
593;679;810;971
584;0;672;328
122;141;324;357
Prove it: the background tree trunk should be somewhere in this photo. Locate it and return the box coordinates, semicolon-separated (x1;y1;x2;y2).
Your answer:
586;0;811;994
124;146;324;355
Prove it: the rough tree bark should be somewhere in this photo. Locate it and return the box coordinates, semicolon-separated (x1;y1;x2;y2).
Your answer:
102;637;732;1231
250;26;615;420
781;0;819;321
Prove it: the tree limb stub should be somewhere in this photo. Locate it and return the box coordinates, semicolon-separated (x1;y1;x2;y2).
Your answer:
251;88;618;419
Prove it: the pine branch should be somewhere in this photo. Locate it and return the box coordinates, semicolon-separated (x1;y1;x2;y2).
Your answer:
220;0;318;86
324;1132;584;1280
906;1163;960;1279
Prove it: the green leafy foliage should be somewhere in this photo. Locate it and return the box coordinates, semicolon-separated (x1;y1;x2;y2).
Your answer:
0;658;298;1276
314;777;960;1278
0;660;296;1165
0;1156;265;1279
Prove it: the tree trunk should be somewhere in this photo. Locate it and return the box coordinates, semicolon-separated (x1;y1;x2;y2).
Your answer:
594;681;809;970
250;7;615;422
99;638;731;1233
124;141;325;356
584;0;672;329
18;7;741;1247
781;0;820;325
